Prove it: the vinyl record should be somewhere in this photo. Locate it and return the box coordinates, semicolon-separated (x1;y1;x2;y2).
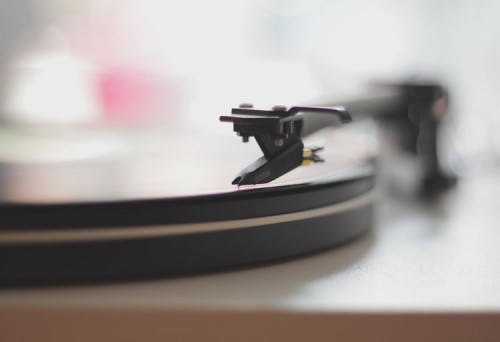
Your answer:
0;126;376;285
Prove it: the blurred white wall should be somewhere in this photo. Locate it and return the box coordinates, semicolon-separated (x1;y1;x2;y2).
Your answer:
1;0;499;168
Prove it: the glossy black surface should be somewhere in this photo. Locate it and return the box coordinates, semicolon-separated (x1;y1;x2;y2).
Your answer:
0;197;373;285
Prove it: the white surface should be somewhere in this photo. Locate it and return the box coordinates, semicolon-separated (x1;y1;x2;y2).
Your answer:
1;171;500;312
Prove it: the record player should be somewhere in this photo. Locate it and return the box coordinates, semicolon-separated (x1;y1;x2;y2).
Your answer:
0;81;454;285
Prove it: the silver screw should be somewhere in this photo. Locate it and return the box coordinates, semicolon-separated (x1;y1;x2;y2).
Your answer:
239;103;254;108
274;138;284;146
272;105;287;111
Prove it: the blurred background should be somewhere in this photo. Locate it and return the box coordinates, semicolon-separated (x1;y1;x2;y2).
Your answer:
0;0;499;200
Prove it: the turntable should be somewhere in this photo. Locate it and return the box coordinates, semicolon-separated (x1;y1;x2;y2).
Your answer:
0;82;453;285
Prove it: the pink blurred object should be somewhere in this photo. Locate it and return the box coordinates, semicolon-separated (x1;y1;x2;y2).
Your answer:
96;67;171;123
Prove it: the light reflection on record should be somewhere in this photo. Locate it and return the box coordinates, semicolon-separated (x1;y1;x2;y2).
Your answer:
0;125;375;204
